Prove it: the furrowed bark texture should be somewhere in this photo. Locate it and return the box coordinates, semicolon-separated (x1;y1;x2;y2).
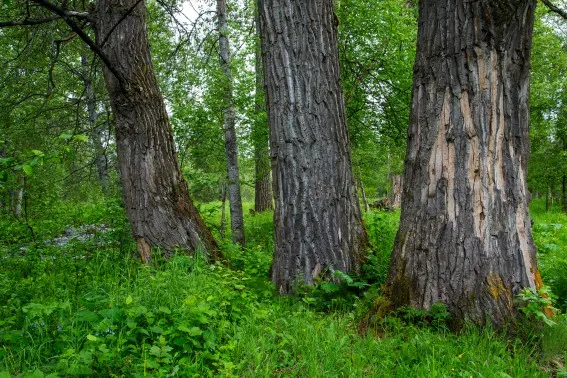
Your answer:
385;0;541;327
259;0;368;293
389;175;403;210
95;0;221;262
218;0;245;245
253;0;273;213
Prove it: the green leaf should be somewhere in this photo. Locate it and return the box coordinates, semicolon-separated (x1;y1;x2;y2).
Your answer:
22;164;33;176
86;334;97;341
178;325;202;336
0;371;11;378
73;134;89;142
149;345;162;356
31;150;43;156
59;132;73;140
150;326;164;334
125;295;133;305
158;306;171;314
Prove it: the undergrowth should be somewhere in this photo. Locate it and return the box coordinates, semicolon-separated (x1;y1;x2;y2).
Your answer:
0;199;565;376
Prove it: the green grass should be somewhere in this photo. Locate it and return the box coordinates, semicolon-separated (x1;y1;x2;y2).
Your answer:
0;200;565;377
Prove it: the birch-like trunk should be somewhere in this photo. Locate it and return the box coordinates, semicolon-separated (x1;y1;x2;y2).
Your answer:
95;0;221;262
385;0;542;328
13;176;24;217
359;179;370;213
259;0;368;293
217;0;245;245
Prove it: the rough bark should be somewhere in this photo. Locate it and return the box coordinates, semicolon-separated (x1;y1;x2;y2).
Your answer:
385;0;541;328
81;53;110;195
253;0;273;213
217;0;245;246
259;0;369;293
95;0;221;262
389;175;403;210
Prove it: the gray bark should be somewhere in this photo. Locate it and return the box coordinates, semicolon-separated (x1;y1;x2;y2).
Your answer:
259;0;369;293
95;0;221;262
81;53;110;195
217;0;245;245
385;0;542;328
253;0;273;213
389;175;403;210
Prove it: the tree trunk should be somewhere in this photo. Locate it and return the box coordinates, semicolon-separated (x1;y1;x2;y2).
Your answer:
81;53;110;195
220;182;227;239
563;174;566;214
385;0;542;328
546;185;550;211
259;0;369;293
359;179;370;213
388;175;403;210
95;0;221;263
217;0;245;246
253;0;273;213
13;176;24;217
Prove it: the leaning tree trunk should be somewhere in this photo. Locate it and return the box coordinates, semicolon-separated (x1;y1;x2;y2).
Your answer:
385;0;542;328
253;0;272;213
81;53;110;195
95;0;221;262
217;0;245;246
259;0;368;293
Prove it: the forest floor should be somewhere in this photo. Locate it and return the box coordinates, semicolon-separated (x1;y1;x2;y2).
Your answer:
0;199;566;377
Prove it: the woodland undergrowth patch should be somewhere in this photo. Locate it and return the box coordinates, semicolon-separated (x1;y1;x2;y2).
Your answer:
0;201;565;376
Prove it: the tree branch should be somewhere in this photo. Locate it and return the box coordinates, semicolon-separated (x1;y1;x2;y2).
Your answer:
541;0;567;20
0;16;59;27
30;0;125;87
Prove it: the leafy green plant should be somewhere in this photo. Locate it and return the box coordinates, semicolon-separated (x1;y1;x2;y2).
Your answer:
517;286;558;327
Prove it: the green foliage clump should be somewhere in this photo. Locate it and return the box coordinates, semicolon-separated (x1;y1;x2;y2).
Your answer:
531;201;567;312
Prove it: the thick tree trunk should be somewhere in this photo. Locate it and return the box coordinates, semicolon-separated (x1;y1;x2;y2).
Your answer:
253;1;273;213
95;0;221;262
217;0;245;246
81;53;110;195
385;0;541;328
259;0;369;293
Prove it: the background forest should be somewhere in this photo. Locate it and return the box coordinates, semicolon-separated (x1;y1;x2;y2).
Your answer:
1;0;567;376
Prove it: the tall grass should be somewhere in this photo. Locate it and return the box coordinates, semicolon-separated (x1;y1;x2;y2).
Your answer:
0;200;564;376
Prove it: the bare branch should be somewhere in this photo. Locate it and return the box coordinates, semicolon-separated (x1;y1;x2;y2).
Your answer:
541;0;567;20
0;16;59;27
